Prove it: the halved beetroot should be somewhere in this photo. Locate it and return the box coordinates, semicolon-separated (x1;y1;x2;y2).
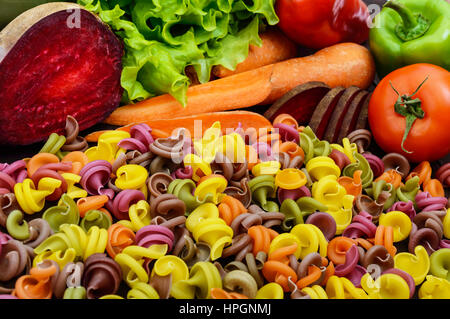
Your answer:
323;86;362;143
308;87;346;140
0;3;123;145
355;93;372;130
263;82;330;124
336;91;370;142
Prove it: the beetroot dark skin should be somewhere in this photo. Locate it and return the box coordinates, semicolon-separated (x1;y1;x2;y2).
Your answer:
0;9;123;145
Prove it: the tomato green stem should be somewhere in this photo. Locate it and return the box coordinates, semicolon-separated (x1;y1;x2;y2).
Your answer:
389;76;428;154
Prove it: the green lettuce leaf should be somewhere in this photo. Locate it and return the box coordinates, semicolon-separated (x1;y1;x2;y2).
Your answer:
78;0;278;106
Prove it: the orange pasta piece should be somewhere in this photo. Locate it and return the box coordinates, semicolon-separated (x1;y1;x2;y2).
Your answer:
257;128;281;153
218;195;248;225
338;170;362;197
423;179;445;198
210;288;248;299
296;265;322;289
106;223;136;258
61;151;89;175
262;260;297;292
272;114;299;130
268;243;298;264
354;237;373;250
279;141;305;159
407;161;432;186
27;153;60;177
375;169;402;188
327;237;356;265
375;225;397;256
14;265;56;299
248;225;278;256
77;195;109;218
322;261;335;286
245;145;259;169
197;174;226;185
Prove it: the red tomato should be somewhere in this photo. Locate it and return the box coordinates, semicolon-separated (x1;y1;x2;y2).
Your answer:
368;64;450;163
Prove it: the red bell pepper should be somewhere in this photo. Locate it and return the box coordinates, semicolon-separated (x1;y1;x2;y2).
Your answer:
275;0;370;49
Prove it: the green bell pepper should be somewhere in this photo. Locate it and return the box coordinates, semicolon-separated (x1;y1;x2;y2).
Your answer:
369;0;450;77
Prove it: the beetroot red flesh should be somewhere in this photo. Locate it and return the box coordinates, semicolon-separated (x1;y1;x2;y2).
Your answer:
275;87;331;124
324;86;362;143
310;87;346;140
264;83;330;125
0;9;123;145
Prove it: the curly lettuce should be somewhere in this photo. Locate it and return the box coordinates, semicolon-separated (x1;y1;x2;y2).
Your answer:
77;0;279;106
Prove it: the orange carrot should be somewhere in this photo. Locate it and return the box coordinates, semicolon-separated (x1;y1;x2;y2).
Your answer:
105;43;374;126
261;42;375;105
213;29;298;78
104;65;274;126
115;111;273;140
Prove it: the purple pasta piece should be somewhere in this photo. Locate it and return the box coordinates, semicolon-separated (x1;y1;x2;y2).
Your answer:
344;265;366;288
273;123;299;143
415;192;448;212
110;189;145;220
131;123;154;146
328;149;350;171
117;138;148;153
0;172;15;193
306;212;336;241
251;142;275;162
334;244;359;276
342;211;377;239
278;186;311;203
387;200;416;220
0;231;12;256
39;162;72;172
135;225;175;252
80;160;114;199
435;163;450;187
440;239;450;249
362;153;384;178
173;166;193;179
117;123;154;153
2;160;28;183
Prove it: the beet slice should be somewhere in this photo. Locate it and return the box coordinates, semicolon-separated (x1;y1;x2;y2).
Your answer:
308;87;346;140
336;91;370;143
264;82;330;124
0;3;123;145
322;86;362;143
355;93;372;130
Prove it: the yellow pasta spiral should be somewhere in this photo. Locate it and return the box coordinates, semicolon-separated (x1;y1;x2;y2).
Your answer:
186;203;233;260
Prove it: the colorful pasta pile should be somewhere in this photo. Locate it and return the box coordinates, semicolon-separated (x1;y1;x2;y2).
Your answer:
0;114;449;299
